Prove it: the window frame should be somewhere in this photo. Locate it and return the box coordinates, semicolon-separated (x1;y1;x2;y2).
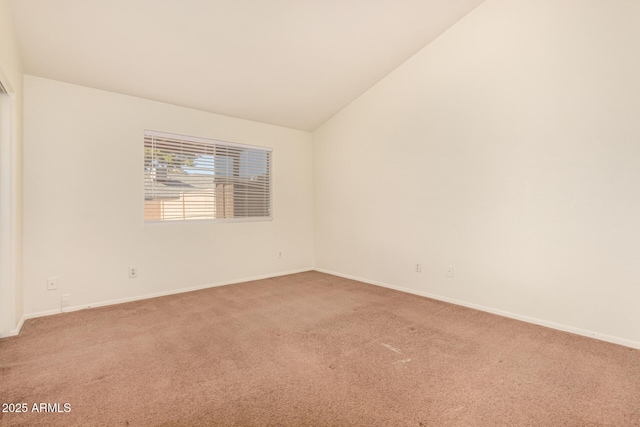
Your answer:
143;130;273;224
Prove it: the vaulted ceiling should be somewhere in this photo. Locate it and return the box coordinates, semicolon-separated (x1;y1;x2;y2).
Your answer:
10;0;484;131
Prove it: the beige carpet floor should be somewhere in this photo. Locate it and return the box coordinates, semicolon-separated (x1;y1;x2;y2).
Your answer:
1;271;639;426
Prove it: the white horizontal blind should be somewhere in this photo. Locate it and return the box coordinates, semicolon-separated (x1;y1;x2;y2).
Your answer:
144;130;272;222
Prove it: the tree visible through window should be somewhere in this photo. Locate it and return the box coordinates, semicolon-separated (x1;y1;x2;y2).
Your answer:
144;130;272;222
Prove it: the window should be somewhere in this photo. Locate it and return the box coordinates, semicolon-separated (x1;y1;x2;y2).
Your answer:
144;130;272;222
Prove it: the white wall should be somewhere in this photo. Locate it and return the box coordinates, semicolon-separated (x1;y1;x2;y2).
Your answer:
0;0;23;335
24;76;314;316
313;0;640;347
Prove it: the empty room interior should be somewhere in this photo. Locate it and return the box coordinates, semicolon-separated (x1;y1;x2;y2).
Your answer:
1;0;639;425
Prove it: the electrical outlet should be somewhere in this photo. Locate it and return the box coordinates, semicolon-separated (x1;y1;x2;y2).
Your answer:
129;267;138;278
446;266;454;278
415;263;422;273
47;277;57;291
60;294;70;308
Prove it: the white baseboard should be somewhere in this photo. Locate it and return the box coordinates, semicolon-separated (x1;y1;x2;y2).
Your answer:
0;316;25;338
13;267;639;350
315;268;640;350
10;316;24;336
22;268;314;324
